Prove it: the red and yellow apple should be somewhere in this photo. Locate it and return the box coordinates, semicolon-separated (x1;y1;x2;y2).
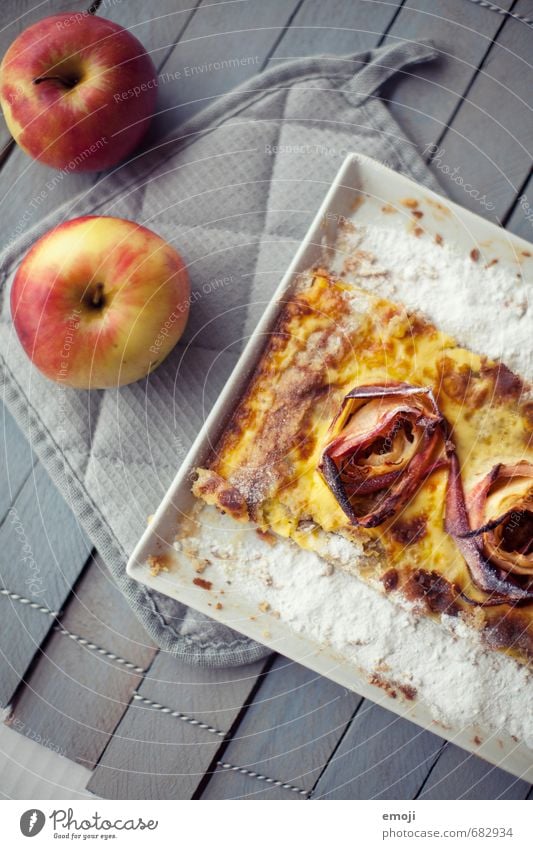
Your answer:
11;216;190;388
0;13;157;171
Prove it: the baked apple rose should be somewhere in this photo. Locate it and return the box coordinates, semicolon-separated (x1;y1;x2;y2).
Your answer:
468;463;533;576
318;383;448;527
446;458;533;603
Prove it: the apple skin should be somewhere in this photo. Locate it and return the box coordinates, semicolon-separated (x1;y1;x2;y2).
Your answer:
11;216;190;389
0;13;157;171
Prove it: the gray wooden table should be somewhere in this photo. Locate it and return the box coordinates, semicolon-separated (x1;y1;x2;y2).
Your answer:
1;0;532;800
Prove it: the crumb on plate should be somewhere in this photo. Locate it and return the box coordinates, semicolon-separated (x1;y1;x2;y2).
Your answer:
147;554;169;577
193;577;212;590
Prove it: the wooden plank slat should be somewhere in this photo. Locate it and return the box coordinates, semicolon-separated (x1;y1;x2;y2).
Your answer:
312;701;444;799
86;651;270;799
0;462;91;706
418;744;531;800
268;0;403;60
51;552;157;667
155;0;303;132
102;0;202;73
6;553;158;768
201;654;361;799
0;401;34;521
425;0;533;223
382;0;513;156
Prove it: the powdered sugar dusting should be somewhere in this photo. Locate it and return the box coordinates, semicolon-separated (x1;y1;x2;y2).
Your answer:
332;223;531;382
178;506;533;748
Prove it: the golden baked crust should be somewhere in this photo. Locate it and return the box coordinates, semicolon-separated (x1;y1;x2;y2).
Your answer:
193;272;533;663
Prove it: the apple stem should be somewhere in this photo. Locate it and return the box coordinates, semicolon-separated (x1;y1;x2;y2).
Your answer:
91;283;105;308
33;75;79;88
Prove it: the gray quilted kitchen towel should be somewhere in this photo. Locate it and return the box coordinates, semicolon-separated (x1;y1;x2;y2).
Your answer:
0;41;440;666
